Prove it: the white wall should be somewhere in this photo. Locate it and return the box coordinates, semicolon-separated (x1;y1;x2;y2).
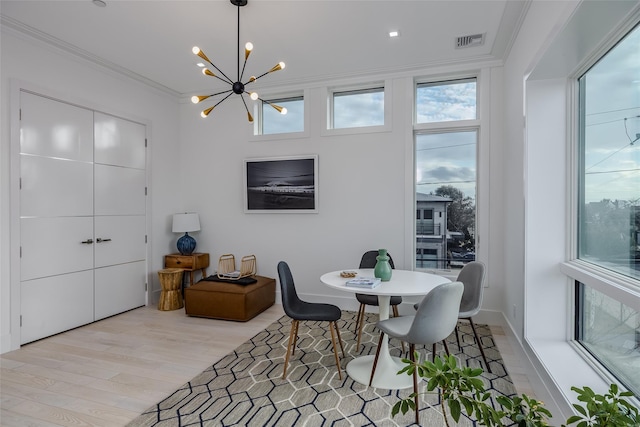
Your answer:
177;66;510;317
0;28;182;353
178;78;413;309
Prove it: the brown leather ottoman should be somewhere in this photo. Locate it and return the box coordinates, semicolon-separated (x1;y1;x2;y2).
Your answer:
184;275;275;321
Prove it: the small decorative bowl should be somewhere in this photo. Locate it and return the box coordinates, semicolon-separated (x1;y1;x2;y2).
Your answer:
340;271;357;278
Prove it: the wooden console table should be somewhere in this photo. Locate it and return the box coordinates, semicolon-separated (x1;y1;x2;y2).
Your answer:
164;252;209;287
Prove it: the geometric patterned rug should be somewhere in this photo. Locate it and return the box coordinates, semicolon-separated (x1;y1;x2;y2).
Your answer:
127;311;516;426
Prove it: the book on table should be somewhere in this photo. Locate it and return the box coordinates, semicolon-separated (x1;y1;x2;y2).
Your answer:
345;277;381;289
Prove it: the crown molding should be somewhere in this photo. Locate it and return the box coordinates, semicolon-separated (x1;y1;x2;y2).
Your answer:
1;14;180;98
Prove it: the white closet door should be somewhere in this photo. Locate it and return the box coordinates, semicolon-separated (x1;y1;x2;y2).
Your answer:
20;155;93;218
21;270;94;344
20;92;95;344
95;261;146;320
94;165;146;215
95;216;146;268
95;112;146;169
19;92;147;345
94;114;146;318
20;92;93;161
21;217;94;281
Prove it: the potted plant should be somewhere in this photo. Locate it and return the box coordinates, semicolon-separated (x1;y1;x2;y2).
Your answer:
393;354;638;427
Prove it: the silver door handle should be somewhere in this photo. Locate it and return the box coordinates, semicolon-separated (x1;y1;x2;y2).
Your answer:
96;238;112;243
81;239;94;244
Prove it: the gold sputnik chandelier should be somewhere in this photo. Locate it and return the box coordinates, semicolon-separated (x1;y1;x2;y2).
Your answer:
191;0;286;122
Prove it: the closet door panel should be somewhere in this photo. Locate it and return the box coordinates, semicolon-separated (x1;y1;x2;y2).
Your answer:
21;270;94;344
95;261;146;320
95;215;146;268
95;113;146;169
20;155;93;217
21;217;94;281
94;165;145;215
20;92;93;162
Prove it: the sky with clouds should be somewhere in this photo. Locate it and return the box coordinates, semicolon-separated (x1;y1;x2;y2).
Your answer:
583;24;639;204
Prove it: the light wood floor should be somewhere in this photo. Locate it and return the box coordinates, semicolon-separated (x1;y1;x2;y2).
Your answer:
1;304;535;426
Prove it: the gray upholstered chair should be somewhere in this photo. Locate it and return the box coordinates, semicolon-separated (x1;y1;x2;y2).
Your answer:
277;261;345;380
371;281;464;425
412;261;490;372
354;250;402;352
455;261;490;372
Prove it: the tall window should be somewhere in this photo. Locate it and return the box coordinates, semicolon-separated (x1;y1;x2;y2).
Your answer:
576;24;639;395
415;78;477;271
260;96;304;135
332;87;384;129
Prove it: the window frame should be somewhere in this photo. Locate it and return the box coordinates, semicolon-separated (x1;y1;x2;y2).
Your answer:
561;19;640;394
412;72;488;277
415;77;478;124
250;90;309;141
322;80;392;136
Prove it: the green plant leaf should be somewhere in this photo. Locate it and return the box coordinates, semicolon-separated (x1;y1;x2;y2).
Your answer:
449;398;462;422
573;404;588;417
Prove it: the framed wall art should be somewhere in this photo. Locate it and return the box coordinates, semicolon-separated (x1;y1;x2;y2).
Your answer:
243;155;318;213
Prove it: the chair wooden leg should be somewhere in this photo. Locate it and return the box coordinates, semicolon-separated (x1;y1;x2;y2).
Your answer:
354;303;364;336
283;320;298;379
369;332;385;386
391;305;406;353
291;319;300;356
454;324;461;349
329;321;342;380
356;304;366;352
468;317;491;373
334;320;346;358
410;343;419;425
432;343;437;362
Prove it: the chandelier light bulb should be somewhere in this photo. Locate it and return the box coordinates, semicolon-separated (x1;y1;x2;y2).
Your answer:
281;108;287;115
250;92;259;100
201;106;215;118
279;62;286;70
244;42;253;60
202;68;215;77
191;96;200;104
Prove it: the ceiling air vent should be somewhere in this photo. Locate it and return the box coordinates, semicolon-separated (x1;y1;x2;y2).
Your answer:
456;33;485;49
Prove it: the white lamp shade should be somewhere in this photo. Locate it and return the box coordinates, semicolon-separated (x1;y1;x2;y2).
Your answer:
172;213;201;233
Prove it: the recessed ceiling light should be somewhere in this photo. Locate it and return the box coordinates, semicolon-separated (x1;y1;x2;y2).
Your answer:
389;31;399;38
92;0;107;7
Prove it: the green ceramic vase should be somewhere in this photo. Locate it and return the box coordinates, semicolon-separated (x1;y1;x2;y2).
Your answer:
374;248;392;281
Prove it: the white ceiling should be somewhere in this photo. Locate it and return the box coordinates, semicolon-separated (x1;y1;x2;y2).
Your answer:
0;0;527;97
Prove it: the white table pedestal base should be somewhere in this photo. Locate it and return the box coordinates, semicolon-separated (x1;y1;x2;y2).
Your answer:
346;354;414;389
346;295;414;390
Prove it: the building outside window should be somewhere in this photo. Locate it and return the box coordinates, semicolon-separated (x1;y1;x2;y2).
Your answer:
575;23;639;396
415;78;478;271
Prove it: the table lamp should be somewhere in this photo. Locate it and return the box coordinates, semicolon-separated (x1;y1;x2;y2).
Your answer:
172;213;201;255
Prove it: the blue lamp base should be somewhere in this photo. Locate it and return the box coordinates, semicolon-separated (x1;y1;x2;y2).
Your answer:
177;232;196;255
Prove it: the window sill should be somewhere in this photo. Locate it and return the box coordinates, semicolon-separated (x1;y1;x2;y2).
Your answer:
525;336;612;420
320;123;391;137
248;130;310;142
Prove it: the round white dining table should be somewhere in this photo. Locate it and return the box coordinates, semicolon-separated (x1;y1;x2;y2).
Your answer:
320;268;450;390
